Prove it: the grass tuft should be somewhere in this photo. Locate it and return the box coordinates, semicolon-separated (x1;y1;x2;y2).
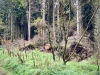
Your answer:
0;48;99;75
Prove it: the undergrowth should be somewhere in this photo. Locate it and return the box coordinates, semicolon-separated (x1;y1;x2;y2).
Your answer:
0;48;99;75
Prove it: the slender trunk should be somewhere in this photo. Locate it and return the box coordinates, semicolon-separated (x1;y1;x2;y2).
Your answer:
97;31;100;72
48;26;55;61
28;0;31;41
97;0;100;71
97;12;100;71
53;0;56;44
57;0;59;26
76;0;79;35
11;11;13;42
43;0;45;24
62;23;68;65
10;0;14;42
47;1;55;61
17;24;20;39
62;0;71;65
15;21;17;39
42;0;45;42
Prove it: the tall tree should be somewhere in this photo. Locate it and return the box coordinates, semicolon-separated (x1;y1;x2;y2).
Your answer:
53;0;56;44
28;0;31;41
56;0;60;26
76;0;80;35
42;0;45;24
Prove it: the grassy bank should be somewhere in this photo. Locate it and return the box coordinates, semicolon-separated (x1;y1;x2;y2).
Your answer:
0;48;99;75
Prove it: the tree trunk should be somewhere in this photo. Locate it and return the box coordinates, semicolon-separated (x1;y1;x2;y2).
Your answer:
53;0;56;44
57;0;59;26
48;26;55;61
43;0;45;24
28;0;31;41
76;0;80;35
42;0;45;38
62;0;71;65
11;11;13;42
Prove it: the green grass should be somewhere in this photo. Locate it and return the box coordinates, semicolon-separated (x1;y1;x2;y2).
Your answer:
0;48;99;75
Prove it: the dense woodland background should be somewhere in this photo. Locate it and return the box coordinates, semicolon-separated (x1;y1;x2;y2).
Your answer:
0;0;98;41
0;0;100;75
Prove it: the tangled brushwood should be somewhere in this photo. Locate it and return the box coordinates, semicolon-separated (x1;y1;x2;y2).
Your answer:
58;42;90;62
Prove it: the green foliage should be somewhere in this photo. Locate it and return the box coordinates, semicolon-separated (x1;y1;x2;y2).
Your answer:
13;0;27;25
0;48;99;75
12;0;26;8
0;0;28;39
0;0;11;23
32;17;43;26
0;0;26;25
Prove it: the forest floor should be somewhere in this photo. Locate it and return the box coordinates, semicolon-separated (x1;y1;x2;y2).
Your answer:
0;48;99;75
0;34;97;75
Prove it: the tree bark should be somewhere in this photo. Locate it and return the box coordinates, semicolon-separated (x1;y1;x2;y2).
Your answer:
53;0;56;44
76;0;80;35
57;0;59;26
28;0;31;41
11;9;13;42
43;0;45;24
